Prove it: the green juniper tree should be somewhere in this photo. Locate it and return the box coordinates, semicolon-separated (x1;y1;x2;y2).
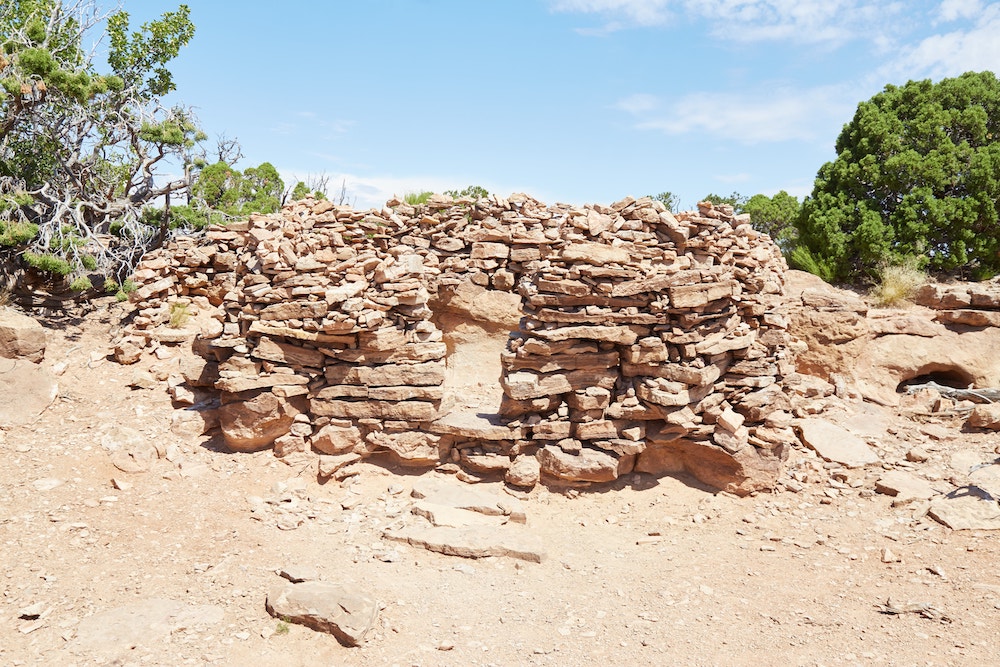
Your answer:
794;71;1000;281
743;190;801;253
0;1;199;289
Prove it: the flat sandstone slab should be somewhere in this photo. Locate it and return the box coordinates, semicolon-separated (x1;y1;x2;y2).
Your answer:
71;599;223;655
797;418;880;468
384;524;546;563
266;581;378;646
430;410;527;441
411;476;526;523
928;486;1000;530
875;470;939;502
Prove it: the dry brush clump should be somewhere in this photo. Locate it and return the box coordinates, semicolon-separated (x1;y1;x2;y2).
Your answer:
870;260;927;307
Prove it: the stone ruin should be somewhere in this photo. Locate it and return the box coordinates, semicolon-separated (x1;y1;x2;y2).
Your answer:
120;193;797;494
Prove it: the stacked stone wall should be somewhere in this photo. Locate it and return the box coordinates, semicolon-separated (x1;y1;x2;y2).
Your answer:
122;192;796;493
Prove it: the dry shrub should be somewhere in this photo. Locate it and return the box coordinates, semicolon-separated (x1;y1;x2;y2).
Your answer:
870;259;926;307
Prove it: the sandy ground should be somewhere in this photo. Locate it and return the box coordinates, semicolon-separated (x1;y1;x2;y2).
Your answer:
2;301;1000;667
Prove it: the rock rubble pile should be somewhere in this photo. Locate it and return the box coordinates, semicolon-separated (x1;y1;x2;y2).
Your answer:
121;193;795;493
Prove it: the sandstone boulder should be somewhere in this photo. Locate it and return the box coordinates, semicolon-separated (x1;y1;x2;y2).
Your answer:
432;279;522;329
0;308;45;362
854;330;1000;405
311;422;364;455
537;445;621;483
784;271;1000;406
635;439;784;496
113;337;144;365
219;391;306;452
967;404;1000;430
505;454;541;487
366;430;443;466
266;580;378;646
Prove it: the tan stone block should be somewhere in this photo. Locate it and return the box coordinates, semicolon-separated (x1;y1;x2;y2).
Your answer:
311;423;363;455
558;243;630;266
566;387;611;411
537;445;621;483
366;431;442;466
253;337;325;368
311;398;437;421
220;392;306;452
324;360;445;387
668;281;736;308
574;420;618;440
636;378;713;408
531;325;642;345
470;242;510;260
532;420;573;440
536;278;590;297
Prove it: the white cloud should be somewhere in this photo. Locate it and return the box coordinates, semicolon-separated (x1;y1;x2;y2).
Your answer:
614;93;660;113
550;0;673;26
622;85;855;144
269;114;354;141
702;1;907;45
938;0;983;21
551;0;908;45
886;4;1000;79
763;182;814;199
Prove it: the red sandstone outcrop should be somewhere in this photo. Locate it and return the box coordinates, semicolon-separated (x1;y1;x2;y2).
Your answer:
784;271;1000;405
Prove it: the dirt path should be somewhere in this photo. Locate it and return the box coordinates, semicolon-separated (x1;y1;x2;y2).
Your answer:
2;303;1000;666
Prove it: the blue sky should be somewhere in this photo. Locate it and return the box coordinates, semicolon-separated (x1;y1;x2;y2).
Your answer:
125;0;1000;210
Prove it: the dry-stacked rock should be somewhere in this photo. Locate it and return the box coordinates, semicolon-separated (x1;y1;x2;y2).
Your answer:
493;199;794;493
122;193;795;494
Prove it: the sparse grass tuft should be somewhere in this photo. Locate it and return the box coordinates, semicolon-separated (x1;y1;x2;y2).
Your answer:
870;258;927;307
274;619;290;635
168;301;190;328
403;191;433;206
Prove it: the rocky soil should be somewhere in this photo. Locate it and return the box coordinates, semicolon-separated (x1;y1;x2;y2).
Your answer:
2;301;1000;667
